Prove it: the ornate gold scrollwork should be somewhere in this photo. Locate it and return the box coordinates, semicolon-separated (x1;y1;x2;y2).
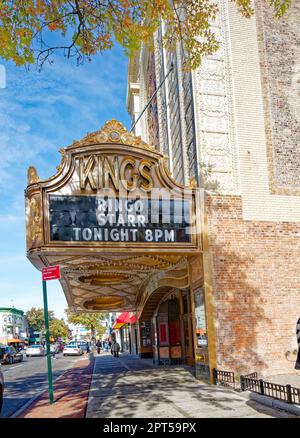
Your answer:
26;194;43;250
27;166;39;185
67;119;156;152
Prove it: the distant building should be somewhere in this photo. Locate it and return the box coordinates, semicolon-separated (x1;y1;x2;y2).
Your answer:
0;308;29;344
69;324;91;341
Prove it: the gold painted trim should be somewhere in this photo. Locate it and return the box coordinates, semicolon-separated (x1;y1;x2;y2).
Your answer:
201;191;217;384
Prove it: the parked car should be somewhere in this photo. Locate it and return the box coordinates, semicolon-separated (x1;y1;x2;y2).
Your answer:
63;345;83;356
0;364;4;413
26;345;46;357
0;346;23;365
68;341;88;353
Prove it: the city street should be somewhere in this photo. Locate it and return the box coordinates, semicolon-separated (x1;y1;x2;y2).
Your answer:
1;353;82;418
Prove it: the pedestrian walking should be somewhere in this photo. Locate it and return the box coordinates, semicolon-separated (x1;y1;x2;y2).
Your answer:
111;340;120;358
96;339;102;355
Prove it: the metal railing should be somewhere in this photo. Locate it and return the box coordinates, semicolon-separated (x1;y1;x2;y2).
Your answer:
214;369;300;406
240;374;300;406
213;369;235;388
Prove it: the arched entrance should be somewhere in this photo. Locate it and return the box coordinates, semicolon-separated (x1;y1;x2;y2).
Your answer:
137;277;194;366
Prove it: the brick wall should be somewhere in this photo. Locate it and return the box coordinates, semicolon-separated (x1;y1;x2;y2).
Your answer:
206;195;300;377
256;0;300;192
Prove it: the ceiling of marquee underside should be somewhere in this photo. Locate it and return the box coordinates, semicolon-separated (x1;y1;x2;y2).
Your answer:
44;253;187;312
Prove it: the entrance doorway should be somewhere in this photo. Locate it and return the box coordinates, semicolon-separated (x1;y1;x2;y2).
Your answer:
152;289;194;365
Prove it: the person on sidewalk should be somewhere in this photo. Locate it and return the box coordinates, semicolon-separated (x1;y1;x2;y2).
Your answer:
96;339;102;355
112;340;120;358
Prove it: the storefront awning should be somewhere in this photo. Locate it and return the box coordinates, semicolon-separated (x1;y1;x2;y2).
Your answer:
112;312;130;329
112;312;137;329
130;314;136;324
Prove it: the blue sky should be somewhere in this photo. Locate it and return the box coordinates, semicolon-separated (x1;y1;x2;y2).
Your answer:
0;46;130;320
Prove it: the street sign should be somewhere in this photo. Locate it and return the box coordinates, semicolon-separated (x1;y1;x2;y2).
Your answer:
42;266;60;281
41;265;61;404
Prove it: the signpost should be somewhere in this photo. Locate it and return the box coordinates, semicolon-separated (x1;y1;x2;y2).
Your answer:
42;265;61;404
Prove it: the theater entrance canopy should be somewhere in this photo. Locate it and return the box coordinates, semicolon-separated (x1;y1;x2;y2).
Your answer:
25;120;201;313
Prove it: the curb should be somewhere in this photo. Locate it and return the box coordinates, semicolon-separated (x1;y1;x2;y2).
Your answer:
241;391;300;417
9;356;86;418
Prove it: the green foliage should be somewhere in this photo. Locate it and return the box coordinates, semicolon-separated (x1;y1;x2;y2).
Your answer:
26;307;69;339
26;307;54;333
49;317;69;340
0;0;291;70
65;309;106;335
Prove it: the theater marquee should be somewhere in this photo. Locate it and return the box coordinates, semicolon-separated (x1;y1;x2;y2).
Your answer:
25;120;201;312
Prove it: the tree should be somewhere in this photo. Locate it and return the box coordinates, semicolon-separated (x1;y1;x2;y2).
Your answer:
49;317;69;340
65;309;106;339
26;307;54;333
0;1;290;70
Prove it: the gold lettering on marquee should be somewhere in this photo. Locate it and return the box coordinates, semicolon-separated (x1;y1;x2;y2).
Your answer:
139;159;153;192
79;155;154;192
120;157;138;191
80;156;97;190
103;156;119;191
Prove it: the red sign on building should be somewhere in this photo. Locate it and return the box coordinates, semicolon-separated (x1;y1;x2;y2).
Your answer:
42;266;61;281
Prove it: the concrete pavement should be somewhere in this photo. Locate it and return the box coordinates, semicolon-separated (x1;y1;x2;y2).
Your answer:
7;351;297;418
86;353;296;418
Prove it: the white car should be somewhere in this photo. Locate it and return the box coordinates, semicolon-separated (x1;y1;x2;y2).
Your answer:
26;345;46;357
63;345;83;356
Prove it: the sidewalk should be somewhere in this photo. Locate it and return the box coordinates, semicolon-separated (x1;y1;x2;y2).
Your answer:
17;352;297;418
86;354;296;418
18;354;95;418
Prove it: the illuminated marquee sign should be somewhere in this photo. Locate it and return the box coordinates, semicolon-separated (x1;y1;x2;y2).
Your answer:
49;195;192;243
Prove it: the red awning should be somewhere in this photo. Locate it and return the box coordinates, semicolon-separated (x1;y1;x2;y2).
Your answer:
130;314;136;324
116;312;131;324
112;312;137;330
112;312;130;330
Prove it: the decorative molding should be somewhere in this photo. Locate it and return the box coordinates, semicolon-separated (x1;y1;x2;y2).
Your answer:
27;166;40;185
26;193;43;250
67;119;156;152
193;0;238;194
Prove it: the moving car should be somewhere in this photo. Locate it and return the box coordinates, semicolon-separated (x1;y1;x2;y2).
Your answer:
63;345;83;356
26;345;46;357
0;364;4;413
0;346;23;365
